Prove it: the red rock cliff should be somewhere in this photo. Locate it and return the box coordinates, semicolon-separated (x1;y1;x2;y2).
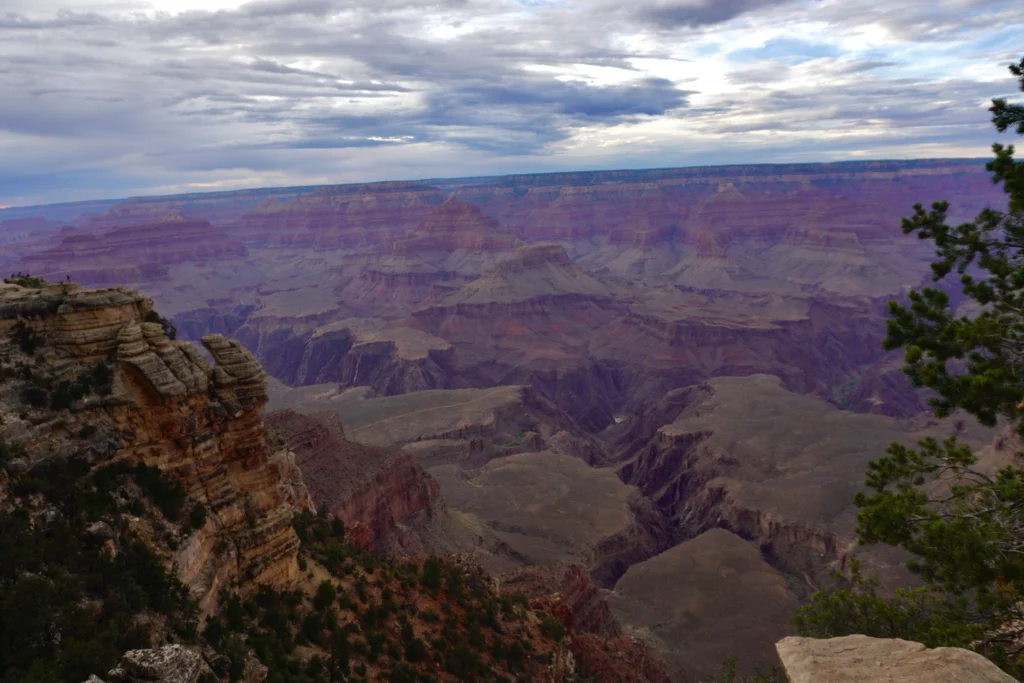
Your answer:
265;409;441;551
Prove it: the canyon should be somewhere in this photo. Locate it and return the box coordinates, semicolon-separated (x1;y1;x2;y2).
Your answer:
0;157;1009;681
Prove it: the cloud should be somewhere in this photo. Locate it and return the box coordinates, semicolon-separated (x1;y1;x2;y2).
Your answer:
0;0;1020;206
633;0;793;28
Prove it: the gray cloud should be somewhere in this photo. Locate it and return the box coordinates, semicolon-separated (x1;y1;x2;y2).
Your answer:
0;0;1020;206
635;0;793;28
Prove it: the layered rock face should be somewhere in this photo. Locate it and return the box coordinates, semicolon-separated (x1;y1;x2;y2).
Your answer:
231;181;445;249
269;381;602;468
265;409;440;550
605;374;997;580
114;329;301;611
268;318;454;393
9;158;999;436
391;195;518;253
96;644;210;683
17;212;245;286
776;635;1018;683
81;185;318;229
430;451;673;583
337;196;521;315
0;282;303;614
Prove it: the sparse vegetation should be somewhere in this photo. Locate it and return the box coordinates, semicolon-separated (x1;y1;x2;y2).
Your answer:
0;453;197;683
144;309;177;340
4;273;48;289
797;56;1024;677
10;320;42;355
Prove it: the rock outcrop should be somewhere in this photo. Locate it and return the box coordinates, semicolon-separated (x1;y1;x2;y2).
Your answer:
96;645;209;683
500;562;621;638
266;409;441;550
776;635;1017;683
0;282;303;615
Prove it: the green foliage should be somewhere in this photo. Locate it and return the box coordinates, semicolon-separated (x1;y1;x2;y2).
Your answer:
143;310;177;341
709;657;790;683
11;320;42;354
0;438;25;469
313;580;336;611
21;384;48;408
5;274;48;288
807;57;1024;677
883;61;1024;426
187;502;207;531
405;636;427;663
131;463;187;522
506;640;526;671
537;613;566;642
421;556;443;591
793;559;979;647
0;455;195;683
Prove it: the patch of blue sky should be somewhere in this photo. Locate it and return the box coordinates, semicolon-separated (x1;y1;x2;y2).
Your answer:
961;24;1024;57
727;37;841;65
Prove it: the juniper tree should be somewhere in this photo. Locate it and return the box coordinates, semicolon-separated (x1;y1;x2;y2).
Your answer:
796;57;1024;676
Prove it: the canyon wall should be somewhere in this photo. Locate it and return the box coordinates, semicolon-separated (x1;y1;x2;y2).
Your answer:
0;282;304;614
265;408;441;550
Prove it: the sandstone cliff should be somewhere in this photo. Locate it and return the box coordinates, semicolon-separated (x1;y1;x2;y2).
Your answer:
0;281;303;614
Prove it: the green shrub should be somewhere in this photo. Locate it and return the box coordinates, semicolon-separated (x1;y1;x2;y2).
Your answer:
131;463;186;522
187;502;207;531
11;320;41;354
21;385;47;408
506;641;526;671
313;580;337;611
538;613;565;641
50;383;74;410
143;310;177;341
420;556;443;591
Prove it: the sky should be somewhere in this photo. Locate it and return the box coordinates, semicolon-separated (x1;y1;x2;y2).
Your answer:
0;0;1021;207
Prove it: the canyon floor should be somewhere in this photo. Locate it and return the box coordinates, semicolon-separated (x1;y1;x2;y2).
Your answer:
0;158;1008;681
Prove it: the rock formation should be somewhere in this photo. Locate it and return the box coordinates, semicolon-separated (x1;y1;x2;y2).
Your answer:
265;408;440;550
776;635;1017;683
91;644;211;683
231;181;445;249
0;282;303;614
16;212;245;285
599;375;1001;680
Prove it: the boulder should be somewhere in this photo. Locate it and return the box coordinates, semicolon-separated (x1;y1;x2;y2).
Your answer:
105;644;206;683
776;635;1017;683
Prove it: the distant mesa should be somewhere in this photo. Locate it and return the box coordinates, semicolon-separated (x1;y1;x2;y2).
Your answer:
232;181;447;249
439;242;616;306
390;195;519;254
14;211;244;285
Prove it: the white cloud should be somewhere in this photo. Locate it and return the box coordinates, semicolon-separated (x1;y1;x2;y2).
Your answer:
0;0;1020;205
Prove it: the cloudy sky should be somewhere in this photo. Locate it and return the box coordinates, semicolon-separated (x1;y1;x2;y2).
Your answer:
0;0;1021;206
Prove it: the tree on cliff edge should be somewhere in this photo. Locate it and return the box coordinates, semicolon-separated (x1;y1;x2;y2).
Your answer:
795;57;1024;675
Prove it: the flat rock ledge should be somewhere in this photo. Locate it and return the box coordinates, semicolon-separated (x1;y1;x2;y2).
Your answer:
776;635;1017;683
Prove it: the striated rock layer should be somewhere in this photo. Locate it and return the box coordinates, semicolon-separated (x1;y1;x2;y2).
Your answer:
17;212;245;286
265;408;440;551
0;282;303;614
